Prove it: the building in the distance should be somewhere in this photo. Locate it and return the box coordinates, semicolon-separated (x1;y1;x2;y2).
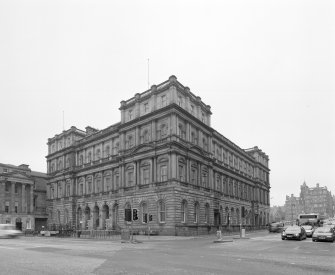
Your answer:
284;182;334;221
46;76;270;235
300;182;334;218
0;163;48;231
284;194;304;222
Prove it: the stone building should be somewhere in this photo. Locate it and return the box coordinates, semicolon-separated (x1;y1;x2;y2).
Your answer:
0;163;48;231
284;194;304;222
46;76;270;235
284;182;334;221
300;182;334;218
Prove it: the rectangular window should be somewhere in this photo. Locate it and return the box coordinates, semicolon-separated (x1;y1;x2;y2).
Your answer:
191;169;196;185
190;105;194;115
127;171;134;186
15;202;18;213
160;166;167;182
15;184;18;194
179;165;184;181
161;95;167;107
79;184;83;196
5;183;10;192
144;103;149;113
5;202;9;213
128;110;133;120
143;168;150;185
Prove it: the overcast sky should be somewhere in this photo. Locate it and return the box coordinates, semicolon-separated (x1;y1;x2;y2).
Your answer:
1;0;334;206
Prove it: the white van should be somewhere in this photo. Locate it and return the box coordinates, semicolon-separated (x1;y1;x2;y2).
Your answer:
0;224;22;238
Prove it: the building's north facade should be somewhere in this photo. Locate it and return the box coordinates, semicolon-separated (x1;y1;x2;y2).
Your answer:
0;163;48;231
46;76;270;235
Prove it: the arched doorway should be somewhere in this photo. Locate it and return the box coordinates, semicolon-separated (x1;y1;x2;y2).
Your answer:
112;204;119;229
16;218;22;231
84;206;90;230
77;207;82;229
93;205;99;229
102;204;109;229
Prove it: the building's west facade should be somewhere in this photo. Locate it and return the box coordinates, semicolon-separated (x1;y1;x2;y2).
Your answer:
284;182;334;221
0;163;48;231
46;76;270;235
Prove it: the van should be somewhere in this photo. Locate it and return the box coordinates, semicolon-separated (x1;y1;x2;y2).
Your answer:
0;224;22;238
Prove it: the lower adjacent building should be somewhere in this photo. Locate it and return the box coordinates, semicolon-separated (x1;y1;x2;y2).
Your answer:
0;163;48;231
46;76;270;235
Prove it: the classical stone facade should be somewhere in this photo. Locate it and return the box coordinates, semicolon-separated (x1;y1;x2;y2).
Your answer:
0;163;48;231
46;76;270;235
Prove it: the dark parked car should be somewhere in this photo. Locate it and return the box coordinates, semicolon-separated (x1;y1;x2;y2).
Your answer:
312;227;335;242
282;226;306;241
269;222;285;233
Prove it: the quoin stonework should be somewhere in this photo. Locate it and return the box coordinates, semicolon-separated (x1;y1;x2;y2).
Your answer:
46;76;270;235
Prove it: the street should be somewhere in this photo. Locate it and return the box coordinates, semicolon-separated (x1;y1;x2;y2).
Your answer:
0;231;334;274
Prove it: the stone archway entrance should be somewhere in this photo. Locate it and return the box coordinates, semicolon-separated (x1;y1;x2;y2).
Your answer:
93;205;99;230
16;218;22;231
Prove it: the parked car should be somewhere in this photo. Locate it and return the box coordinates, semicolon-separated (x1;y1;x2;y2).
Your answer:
0;224;22;238
301;225;314;237
312;227;335;242
269;222;285;233
282;226;307;241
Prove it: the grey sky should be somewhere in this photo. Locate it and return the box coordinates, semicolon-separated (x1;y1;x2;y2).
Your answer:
1;0;334;206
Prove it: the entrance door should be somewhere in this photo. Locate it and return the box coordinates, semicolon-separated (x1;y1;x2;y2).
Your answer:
16;218;22;231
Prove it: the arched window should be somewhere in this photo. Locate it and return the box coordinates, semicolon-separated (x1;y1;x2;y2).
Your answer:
194;202;200;223
58;160;63;170
181;200;187;223
205;203;210;224
158;200;166;223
